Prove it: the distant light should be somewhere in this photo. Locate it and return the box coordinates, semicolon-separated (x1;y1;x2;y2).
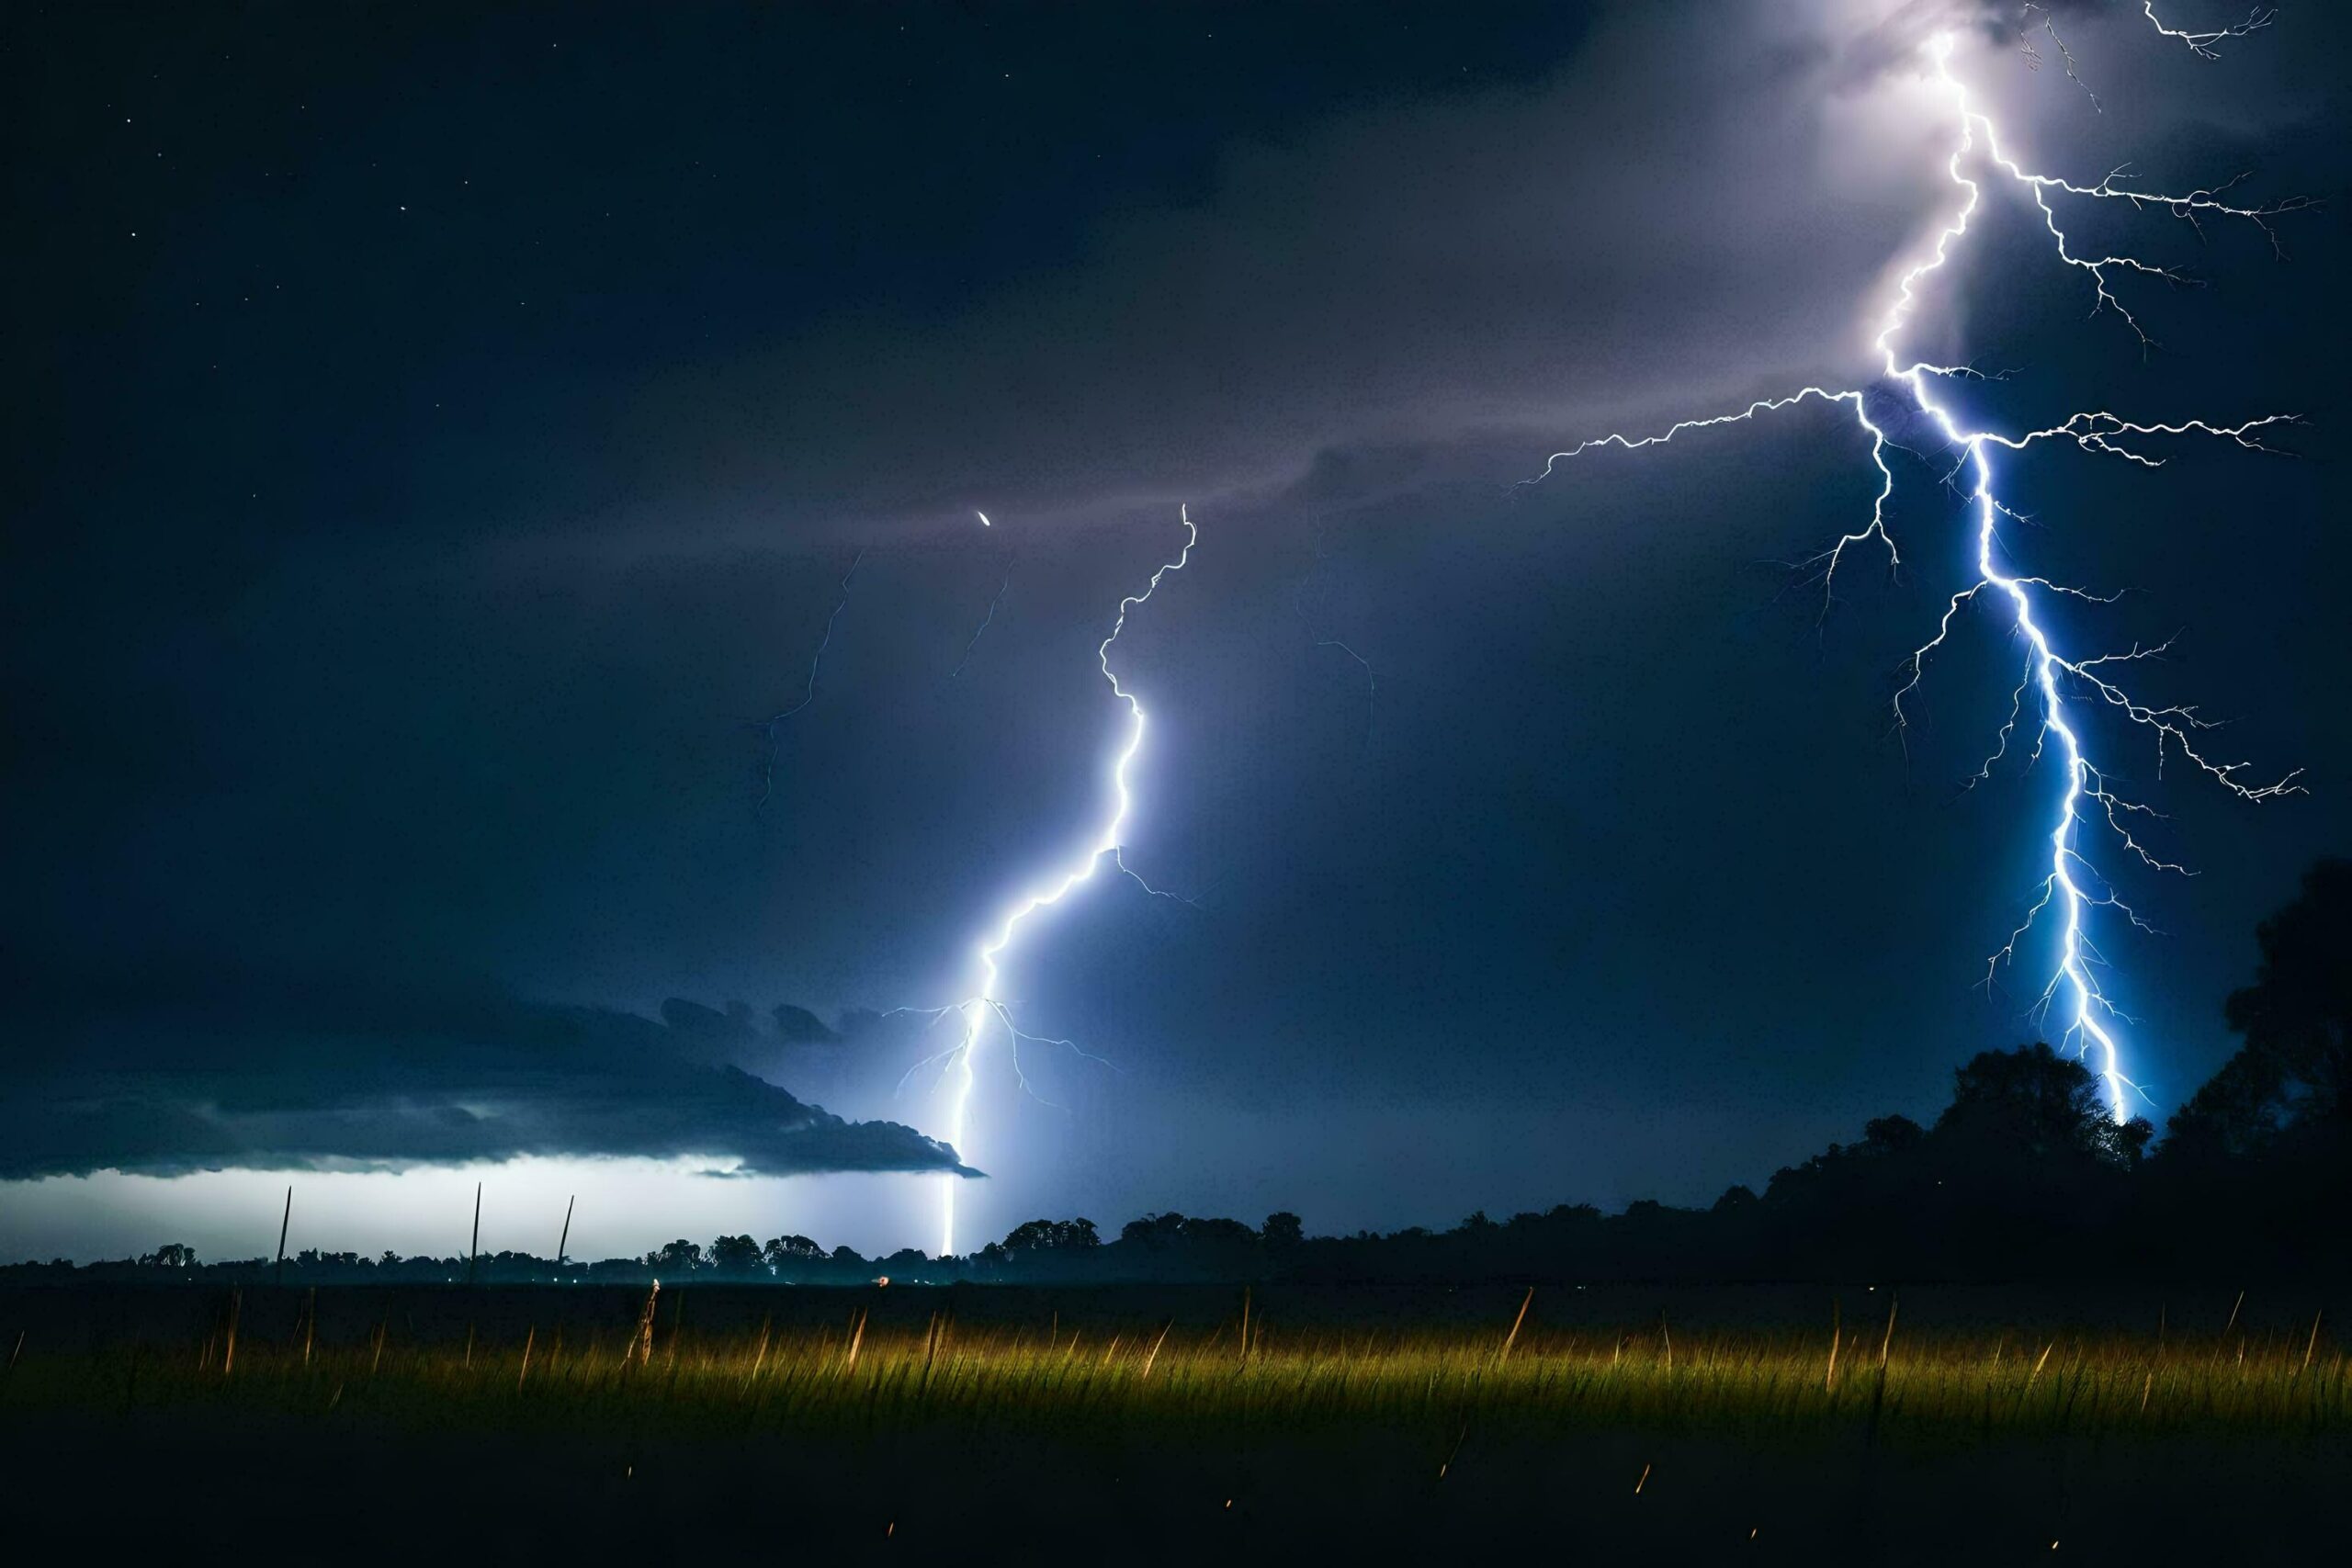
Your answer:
975;511;991;527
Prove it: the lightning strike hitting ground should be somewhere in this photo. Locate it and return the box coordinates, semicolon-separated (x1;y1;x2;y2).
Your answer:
1533;34;2304;1122
752;548;865;807
922;506;1199;1256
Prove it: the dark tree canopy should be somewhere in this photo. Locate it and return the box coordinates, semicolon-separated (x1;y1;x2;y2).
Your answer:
2171;858;2352;1158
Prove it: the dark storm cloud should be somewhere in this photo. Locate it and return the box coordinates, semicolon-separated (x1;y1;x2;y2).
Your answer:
3;1;2346;1255
581;0;1954;561
0;961;975;1180
773;1004;842;1044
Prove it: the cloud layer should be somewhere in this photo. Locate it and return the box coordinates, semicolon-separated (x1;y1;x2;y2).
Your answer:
2;961;973;1181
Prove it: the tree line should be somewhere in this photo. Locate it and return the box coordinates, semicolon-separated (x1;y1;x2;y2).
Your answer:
9;860;2346;1288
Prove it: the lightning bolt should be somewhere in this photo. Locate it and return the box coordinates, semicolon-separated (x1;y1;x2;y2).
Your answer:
922;506;1199;1256
1534;33;2305;1122
752;548;865;807
948;565;1013;680
2138;4;2275;60
2020;5;2099;112
951;512;1015;682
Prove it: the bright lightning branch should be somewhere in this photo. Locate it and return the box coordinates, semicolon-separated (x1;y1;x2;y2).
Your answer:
1535;34;2305;1123
906;507;1198;1256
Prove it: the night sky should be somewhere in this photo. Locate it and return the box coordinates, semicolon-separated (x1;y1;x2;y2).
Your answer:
6;2;2346;1263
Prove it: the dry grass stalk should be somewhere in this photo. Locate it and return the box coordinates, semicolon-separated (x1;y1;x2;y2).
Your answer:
1878;1294;1899;1371
517;1325;535;1392
1497;1286;1534;1366
222;1290;242;1378
2303;1310;2323;1373
623;1281;661;1370
1141;1322;1172;1381
842;1307;866;1376
746;1316;772;1388
1826;1299;1840;1392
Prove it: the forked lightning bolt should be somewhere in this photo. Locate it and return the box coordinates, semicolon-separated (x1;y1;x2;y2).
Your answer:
1534;33;2304;1122
2024;4;2276;110
914;506;1198;1255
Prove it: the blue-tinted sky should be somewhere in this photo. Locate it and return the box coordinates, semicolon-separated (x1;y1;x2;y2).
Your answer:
6;1;2346;1260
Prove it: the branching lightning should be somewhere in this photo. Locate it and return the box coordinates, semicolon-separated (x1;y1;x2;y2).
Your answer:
2020;6;2099;112
949;566;1013;680
920;506;1199;1255
752;548;865;807
2138;4;2275;61
950;513;1018;686
1532;30;2306;1122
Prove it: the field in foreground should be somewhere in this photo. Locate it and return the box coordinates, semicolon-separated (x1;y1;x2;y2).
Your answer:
2;1283;2343;1562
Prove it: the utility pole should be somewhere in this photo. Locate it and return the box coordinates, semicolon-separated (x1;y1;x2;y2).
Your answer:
274;1186;291;1286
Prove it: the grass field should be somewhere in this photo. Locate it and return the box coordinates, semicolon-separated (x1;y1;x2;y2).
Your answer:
3;1283;2344;1562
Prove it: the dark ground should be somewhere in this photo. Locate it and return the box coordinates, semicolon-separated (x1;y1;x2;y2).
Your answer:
2;1283;2343;1563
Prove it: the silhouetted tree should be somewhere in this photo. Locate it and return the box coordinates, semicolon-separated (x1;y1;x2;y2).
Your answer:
762;1235;824;1269
1937;1043;2148;1167
707;1235;762;1272
2171;858;2351;1157
1000;1217;1100;1254
645;1238;703;1274
1121;1213;1189;1247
